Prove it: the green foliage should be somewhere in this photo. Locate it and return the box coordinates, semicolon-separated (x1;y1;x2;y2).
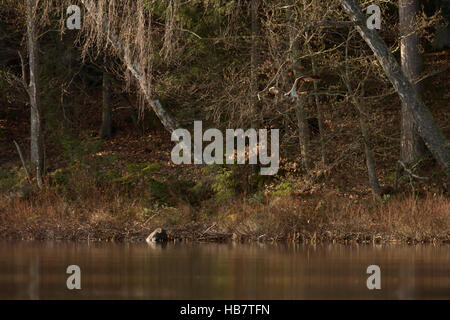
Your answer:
101;168;121;182
114;161;162;185
271;179;295;197
126;162;149;174
144;162;162;173
382;193;393;204
0;166;28;193
385;171;397;183
188;180;213;204
148;178;169;203
97;154;119;167
248;190;265;204
211;166;240;203
51;168;71;186
203;162;266;203
126;161;161;175
59;133;102;165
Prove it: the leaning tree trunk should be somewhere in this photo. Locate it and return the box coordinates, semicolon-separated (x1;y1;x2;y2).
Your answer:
100;71;112;139
27;0;44;188
340;0;450;179
399;0;426;163
80;0;178;133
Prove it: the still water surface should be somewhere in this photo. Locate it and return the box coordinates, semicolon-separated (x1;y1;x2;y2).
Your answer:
0;242;449;299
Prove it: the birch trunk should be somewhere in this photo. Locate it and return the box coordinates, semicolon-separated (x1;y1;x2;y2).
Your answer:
27;0;43;188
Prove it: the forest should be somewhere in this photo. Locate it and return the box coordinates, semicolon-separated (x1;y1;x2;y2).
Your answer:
0;0;449;243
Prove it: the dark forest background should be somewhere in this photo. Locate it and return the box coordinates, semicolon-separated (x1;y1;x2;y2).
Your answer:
0;0;449;242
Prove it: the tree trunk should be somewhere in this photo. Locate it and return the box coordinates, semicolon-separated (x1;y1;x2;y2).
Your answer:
119;93;144;137
27;0;43;188
80;0;178;133
399;0;426;163
249;0;260;186
100;71;112;139
250;0;259;124
294;98;311;170
60;43;74;132
351;96;381;197
340;0;450;179
310;56;326;168
343;27;381;197
342;57;381;196
290;4;311;171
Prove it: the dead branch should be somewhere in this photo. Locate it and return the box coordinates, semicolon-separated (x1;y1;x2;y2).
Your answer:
13;140;32;183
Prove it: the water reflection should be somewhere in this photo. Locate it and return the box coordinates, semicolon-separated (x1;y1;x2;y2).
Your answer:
0;242;448;299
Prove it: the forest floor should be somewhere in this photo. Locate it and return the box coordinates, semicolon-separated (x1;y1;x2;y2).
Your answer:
0;52;449;244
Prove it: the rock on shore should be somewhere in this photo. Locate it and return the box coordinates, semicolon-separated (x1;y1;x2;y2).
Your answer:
146;228;168;243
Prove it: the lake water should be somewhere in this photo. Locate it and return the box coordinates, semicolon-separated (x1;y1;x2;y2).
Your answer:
0;242;448;299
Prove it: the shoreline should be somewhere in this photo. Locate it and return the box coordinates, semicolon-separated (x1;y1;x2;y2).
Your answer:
1;225;449;245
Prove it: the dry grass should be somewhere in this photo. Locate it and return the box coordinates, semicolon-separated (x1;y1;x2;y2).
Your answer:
1;179;448;244
217;194;450;243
